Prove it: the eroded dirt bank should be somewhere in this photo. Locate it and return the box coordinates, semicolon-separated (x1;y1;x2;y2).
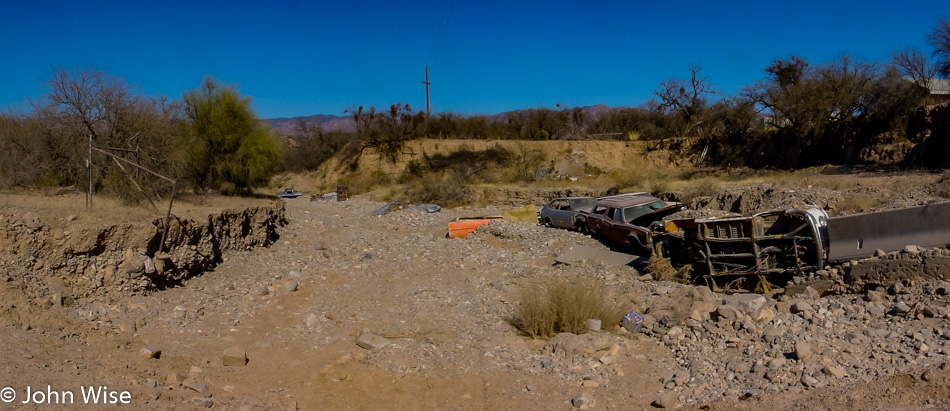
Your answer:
0;203;285;303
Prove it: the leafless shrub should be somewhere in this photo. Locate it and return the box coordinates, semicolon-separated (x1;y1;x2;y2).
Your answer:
515;278;625;339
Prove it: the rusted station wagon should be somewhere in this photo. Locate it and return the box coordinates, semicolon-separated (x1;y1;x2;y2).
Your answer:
585;193;684;256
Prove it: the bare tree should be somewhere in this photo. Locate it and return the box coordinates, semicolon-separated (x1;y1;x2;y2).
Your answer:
891;47;936;89
40;66;185;201
654;65;715;137
930;17;950;78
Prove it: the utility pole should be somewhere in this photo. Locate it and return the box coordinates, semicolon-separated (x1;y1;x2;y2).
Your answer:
87;134;93;208
422;66;430;138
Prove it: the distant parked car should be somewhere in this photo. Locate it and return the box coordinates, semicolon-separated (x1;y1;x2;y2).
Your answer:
585;193;683;256
539;196;596;231
278;187;303;199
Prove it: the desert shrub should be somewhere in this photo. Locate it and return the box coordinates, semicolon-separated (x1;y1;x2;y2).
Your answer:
583;163;603;176
337;169;391;195
405;159;427;177
837;193;881;213
931;170;950;198
405;170;466;205
609;169;642;190
647;176;672;195
515;278;624;339
644;257;690;283
679;179;721;203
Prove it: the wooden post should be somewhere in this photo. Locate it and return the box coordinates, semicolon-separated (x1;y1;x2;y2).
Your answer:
422;66;431;138
87;134;93;208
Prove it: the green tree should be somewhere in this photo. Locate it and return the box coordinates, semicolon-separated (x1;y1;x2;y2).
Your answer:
183;77;279;194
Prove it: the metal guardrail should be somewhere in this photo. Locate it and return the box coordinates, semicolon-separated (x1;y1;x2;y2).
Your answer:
827;201;950;263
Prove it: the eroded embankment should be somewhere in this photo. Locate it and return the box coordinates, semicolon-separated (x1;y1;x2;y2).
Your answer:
0;203;286;305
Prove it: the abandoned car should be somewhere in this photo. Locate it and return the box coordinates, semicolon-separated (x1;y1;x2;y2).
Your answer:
539;196;596;231
584;193;684;256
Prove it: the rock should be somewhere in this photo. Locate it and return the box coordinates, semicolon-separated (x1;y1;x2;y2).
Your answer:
639;274;654;282
582;380;599;388
874;249;887;257
823;365;846;379
889;282;904;296
922;369;935;382
191;397;214;408
768;357;787;369
166;372;186;385
790;301;812;314
716;305;742;320
282;281;299;294
723;294;768;318
652;390;679;408
673;370;690;386
794;341;812;360
185;382;210;396
891;302;912;315
143;257;156;274
801;374;819;388
572;392;596;409
903;245;921;254
356;330;390;350
866;290;888;302
222;345;248;366
690;285;715;301
304;313;320;328
140;346;162;359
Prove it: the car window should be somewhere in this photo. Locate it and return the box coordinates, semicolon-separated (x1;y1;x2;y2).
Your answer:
611;208;623;221
623;200;668;223
546;200;557;209
572;198;595;210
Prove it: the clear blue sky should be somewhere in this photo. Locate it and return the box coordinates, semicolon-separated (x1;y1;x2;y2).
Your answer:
1;0;948;119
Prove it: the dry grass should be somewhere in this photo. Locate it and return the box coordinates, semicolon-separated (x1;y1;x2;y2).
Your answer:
837;193;882;214
515;277;626;339
644;257;691;283
674;178;722;202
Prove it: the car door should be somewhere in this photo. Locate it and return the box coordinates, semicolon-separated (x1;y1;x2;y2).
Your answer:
556;200;572;228
603;207;625;243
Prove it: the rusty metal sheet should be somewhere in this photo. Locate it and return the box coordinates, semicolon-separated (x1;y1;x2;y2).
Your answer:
827;201;950;263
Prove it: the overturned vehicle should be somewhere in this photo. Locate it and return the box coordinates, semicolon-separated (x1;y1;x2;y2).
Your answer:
652;207;829;290
651;201;950;291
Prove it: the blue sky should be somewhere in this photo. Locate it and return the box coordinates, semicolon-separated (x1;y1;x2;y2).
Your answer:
1;0;948;119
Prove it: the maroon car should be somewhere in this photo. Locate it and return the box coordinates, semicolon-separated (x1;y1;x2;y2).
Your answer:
585;193;683;256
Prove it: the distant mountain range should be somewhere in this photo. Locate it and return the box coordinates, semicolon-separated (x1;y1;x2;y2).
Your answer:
264;114;356;135
263;104;617;137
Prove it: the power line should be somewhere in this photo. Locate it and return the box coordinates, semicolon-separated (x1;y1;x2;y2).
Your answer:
429;0;455;69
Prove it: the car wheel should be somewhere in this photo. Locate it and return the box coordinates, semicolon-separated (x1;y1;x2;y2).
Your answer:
543;218;553;228
574;221;586;233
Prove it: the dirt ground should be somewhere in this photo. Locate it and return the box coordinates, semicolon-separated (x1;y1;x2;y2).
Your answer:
2;172;950;410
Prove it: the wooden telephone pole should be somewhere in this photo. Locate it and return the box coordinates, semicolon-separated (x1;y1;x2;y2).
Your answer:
422;66;430;138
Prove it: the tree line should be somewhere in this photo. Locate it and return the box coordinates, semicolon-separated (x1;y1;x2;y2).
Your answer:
0;69;278;203
283;17;950;170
